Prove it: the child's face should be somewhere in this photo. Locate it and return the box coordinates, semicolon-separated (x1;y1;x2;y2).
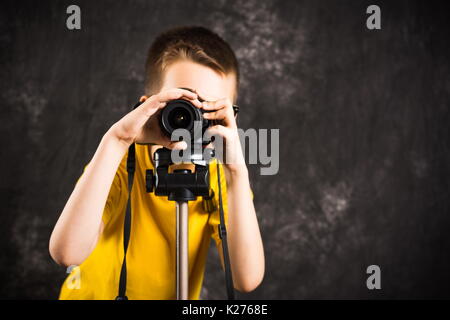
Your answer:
148;59;237;158
159;59;236;104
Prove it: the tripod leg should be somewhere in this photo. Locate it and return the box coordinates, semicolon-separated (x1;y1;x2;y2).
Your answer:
176;201;189;300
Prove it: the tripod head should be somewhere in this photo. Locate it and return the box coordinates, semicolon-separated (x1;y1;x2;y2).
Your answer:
145;147;215;202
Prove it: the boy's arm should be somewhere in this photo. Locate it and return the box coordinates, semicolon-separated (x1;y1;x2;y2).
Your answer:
49;131;129;266
49;88;202;267
224;167;265;293
203;99;265;293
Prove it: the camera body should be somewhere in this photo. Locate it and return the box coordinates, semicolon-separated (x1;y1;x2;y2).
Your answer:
159;99;212;145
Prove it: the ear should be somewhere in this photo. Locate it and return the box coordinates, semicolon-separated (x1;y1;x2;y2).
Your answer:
139;95;149;103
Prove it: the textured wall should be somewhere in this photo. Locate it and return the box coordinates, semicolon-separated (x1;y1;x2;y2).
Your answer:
1;0;449;299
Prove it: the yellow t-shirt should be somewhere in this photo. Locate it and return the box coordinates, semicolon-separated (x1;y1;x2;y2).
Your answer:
59;144;231;300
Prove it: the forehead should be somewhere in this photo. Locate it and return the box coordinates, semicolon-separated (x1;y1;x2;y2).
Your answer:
161;59;236;102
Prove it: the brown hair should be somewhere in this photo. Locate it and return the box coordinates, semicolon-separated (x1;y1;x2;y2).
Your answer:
145;26;239;101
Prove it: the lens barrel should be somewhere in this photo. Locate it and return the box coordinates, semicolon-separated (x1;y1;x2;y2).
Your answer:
160;99;210;142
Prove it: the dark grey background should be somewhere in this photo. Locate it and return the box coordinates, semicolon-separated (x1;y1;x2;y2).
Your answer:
1;0;449;299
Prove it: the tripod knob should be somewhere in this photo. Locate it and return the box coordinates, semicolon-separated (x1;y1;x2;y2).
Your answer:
146;169;154;193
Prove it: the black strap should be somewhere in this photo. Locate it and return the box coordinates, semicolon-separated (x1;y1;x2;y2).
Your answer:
216;161;235;300
116;143;135;300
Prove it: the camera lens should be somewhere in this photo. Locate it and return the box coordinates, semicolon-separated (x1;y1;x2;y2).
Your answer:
160;99;210;144
168;107;192;129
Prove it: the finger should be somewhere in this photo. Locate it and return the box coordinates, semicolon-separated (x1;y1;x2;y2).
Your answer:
202;100;226;111
202;98;233;111
204;108;236;128
163;140;188;150
140;89;201;117
189;98;203;109
157;96;203;109
206;124;228;139
139;100;166;118
204;142;214;149
157;88;198;103
203;108;228;121
156;89;203;109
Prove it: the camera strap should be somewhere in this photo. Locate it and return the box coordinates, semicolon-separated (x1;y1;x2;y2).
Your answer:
115;143;135;300
216;161;235;300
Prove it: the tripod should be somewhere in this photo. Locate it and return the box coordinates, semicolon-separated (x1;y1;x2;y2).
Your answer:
117;143;234;300
145;147;213;299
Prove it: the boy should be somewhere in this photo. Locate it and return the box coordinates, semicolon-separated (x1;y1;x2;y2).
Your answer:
49;26;264;299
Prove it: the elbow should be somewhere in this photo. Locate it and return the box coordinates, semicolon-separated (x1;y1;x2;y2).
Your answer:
49;247;84;268
235;276;263;293
49;236;84;268
235;268;265;293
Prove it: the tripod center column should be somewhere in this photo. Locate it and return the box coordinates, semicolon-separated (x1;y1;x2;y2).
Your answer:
176;200;189;300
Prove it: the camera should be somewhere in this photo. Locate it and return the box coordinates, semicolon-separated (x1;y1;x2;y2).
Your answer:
159;99;212;145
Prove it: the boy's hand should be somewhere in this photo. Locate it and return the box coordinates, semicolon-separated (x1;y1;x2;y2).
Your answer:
109;88;202;149
202;98;246;175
